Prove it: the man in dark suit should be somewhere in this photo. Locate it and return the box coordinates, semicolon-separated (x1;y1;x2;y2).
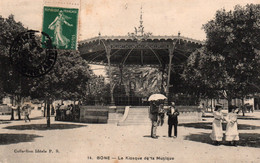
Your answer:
167;102;179;138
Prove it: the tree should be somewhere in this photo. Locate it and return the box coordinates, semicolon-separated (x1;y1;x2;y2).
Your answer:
0;15;27;120
182;47;234;99
30;50;91;126
135;67;166;97
85;75;110;105
182;4;260;107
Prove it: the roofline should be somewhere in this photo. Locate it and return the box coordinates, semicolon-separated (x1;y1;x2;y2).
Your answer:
79;35;205;45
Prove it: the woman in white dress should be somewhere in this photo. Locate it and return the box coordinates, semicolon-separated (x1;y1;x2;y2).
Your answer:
210;104;224;145
225;106;239;146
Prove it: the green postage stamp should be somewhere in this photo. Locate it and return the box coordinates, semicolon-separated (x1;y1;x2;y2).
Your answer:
42;6;78;50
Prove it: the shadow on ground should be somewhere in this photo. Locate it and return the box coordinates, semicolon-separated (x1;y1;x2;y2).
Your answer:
203;112;260;119
202;115;214;118
179;122;260;130
0;133;43;145
184;132;260;148
4;124;87;130
1;116;47;122
30;116;45;120
0;121;11;124
238;116;260;120
143;135;163;139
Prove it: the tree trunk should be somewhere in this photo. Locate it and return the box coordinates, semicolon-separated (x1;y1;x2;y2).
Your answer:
10;96;14;120
10;109;14;120
227;94;233;112
47;100;51;127
17;106;21;120
51;104;55;115
206;98;208;112
16;95;22;120
44;100;47;117
210;99;214;112
241;98;245;116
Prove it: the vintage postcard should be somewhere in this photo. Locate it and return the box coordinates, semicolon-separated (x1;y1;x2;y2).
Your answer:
0;0;260;163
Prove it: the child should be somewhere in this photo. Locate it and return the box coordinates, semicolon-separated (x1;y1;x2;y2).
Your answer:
225;106;239;146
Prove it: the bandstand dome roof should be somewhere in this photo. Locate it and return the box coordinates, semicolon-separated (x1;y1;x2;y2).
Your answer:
78;34;204;67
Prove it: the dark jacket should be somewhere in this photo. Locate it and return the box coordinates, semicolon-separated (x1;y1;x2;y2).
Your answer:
149;102;159;121
150;103;159;114
167;106;179;125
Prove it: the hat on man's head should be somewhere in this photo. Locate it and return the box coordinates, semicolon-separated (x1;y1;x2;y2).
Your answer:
171;102;175;105
214;103;222;111
215;103;223;107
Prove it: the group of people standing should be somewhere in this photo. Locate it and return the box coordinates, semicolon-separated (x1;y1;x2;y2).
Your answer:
149;101;179;139
55;104;80;121
149;100;240;146
210;104;239;146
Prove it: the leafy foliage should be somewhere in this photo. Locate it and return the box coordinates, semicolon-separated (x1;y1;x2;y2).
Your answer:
85;75;110;105
30;50;92;101
182;4;260;100
182;47;234;98
0;15;27;98
0;15;93;104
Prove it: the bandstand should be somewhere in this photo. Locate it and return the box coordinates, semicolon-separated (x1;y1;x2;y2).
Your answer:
78;11;203;107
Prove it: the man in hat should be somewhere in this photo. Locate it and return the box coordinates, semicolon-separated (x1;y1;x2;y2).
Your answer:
149;101;159;139
167;102;179;138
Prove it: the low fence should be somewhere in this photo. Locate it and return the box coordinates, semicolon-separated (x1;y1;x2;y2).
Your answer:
176;105;201;112
0;105;12;115
55;105;201;124
176;106;202;123
79;106;109;123
113;105;202;125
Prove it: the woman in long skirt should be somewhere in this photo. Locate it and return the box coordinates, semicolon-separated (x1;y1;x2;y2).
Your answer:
225;106;239;146
48;10;73;48
210;104;224;145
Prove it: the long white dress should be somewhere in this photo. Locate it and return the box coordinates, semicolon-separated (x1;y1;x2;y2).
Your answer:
49;16;70;47
225;112;239;141
210;111;224;141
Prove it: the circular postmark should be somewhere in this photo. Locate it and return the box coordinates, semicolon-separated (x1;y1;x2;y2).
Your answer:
9;30;57;77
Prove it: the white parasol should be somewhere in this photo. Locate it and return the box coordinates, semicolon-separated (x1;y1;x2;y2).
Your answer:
148;94;167;101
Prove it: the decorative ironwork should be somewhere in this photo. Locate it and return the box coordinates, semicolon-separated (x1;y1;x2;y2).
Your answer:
110;42;171;49
128;6;152;42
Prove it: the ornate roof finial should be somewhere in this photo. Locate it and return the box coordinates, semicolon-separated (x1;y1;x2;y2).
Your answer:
128;6;152;42
178;31;181;44
98;32;101;45
139;6;144;35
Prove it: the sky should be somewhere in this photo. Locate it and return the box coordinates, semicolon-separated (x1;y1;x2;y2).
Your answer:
0;0;258;76
1;0;259;41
